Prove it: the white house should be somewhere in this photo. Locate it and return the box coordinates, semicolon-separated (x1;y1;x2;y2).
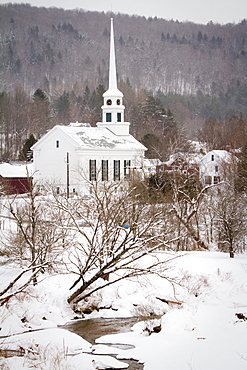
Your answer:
32;19;146;195
199;149;235;186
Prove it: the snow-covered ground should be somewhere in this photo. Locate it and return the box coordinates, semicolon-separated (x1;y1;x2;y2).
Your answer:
1;251;247;369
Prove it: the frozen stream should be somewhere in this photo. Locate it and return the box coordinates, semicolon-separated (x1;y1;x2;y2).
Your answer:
64;317;144;369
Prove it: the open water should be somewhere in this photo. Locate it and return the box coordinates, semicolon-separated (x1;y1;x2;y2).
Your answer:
64;317;144;369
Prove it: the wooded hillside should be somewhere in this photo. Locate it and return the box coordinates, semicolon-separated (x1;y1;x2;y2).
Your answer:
0;4;247;161
0;4;246;106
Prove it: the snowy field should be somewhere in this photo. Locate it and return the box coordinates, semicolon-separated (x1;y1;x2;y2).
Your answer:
1;251;247;369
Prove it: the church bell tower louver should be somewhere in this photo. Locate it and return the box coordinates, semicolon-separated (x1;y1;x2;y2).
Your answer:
97;18;130;136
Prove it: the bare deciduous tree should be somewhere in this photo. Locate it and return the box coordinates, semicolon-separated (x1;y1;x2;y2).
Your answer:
0;261;51;306
0;178;72;283
212;185;247;258
161;171;208;251
49;181;179;305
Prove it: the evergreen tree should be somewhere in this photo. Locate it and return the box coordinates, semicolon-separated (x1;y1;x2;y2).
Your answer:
197;31;203;43
141;133;163;159
93;84;105;123
33;88;47;101
82;85;91;107
19;134;37;161
31;88;50;137
161;32;166;41
163;108;177;136
54;91;71;123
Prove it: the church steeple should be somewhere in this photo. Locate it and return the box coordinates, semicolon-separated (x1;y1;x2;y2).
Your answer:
109;17;118;91
97;18;130;136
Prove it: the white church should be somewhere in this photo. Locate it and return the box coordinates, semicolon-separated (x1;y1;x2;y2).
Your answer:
32;18;147;195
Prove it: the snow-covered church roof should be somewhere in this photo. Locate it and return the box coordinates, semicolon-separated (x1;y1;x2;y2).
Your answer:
60;124;146;150
33;124;146;152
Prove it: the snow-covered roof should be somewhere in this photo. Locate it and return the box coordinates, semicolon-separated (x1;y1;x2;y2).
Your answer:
143;158;162;167
161;152;203;167
200;150;233;164
0;162;33;178
165;153;183;166
33;124;146;152
212;150;232;159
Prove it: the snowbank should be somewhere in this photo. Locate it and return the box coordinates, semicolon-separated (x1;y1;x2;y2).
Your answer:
1;251;247;369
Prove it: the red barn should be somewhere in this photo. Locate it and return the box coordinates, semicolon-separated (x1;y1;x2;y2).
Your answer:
0;163;33;195
156;153;199;176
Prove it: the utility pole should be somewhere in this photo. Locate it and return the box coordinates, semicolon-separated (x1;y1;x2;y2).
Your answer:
66;152;69;199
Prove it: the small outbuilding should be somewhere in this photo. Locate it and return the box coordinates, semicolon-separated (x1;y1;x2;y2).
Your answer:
156;153;199;176
0;162;33;195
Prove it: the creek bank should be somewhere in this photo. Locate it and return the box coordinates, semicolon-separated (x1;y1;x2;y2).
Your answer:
63;317;155;369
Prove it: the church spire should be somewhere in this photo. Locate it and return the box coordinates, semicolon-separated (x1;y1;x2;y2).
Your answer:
104;17;122;97
109;18;117;91
97;18;130;136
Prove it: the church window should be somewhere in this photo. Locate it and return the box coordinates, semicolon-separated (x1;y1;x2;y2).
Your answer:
114;160;120;181
106;113;112;122
102;160;108;181
205;176;212;185
117;113;121;122
107;99;112;105
56;187;60;194
214;176;220;184
56;140;59;148
89;159;97;181
211;154;214;161
117;99;121;105
215;166;219;172
124;160;131;179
